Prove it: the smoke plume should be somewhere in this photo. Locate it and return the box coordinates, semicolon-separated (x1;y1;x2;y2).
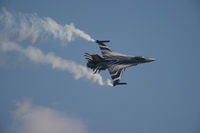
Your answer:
0;8;112;86
0;7;95;43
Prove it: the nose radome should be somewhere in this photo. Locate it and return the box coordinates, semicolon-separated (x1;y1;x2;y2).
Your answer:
146;57;156;62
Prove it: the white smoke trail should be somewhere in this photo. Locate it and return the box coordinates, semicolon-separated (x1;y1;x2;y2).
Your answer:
0;8;95;44
0;41;112;86
0;8;113;86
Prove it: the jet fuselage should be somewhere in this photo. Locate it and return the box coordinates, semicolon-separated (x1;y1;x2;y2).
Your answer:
89;55;156;74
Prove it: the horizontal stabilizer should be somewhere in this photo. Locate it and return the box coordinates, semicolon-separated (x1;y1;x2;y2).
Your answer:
96;40;110;43
113;82;127;86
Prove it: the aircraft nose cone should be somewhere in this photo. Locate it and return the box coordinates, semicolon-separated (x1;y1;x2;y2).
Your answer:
146;57;156;62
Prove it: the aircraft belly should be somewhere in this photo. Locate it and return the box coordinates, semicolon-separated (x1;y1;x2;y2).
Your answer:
117;64;134;69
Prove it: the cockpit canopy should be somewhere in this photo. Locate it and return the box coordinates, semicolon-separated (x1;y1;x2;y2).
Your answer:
134;56;145;61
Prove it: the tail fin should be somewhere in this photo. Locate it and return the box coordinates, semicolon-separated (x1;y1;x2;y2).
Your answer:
84;53;102;62
84;53;93;62
84;53;105;74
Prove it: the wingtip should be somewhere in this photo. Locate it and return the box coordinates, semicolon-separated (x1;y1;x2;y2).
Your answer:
113;82;127;86
96;40;110;43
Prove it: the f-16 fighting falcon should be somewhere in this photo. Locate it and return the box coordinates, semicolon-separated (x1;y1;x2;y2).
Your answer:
84;40;156;86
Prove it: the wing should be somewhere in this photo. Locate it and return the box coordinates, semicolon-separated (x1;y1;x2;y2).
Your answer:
108;65;125;85
97;42;113;59
97;42;126;60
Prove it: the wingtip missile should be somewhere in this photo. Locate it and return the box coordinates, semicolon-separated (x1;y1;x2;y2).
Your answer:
96;40;110;43
113;82;127;86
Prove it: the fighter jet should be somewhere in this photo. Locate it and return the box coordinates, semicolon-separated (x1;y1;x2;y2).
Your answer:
84;40;156;86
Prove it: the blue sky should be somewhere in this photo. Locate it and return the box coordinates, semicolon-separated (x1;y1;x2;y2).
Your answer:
1;0;200;133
